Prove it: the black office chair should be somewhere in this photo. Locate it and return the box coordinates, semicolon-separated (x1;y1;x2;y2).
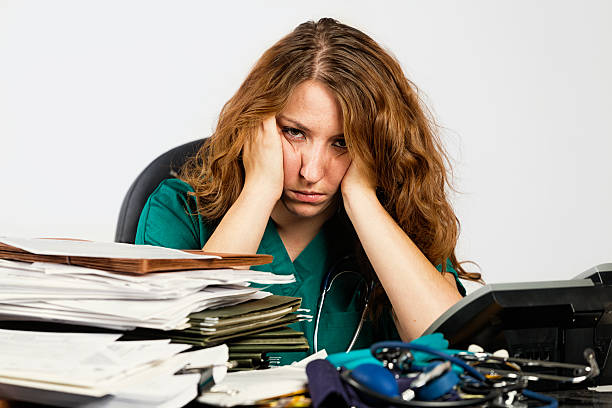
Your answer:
115;138;206;244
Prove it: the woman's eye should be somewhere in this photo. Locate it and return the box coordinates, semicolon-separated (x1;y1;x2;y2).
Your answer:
333;138;347;148
282;127;304;139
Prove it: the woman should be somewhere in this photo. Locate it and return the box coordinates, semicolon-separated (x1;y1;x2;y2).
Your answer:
136;18;481;364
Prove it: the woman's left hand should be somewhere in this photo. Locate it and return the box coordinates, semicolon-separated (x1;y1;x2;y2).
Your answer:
340;154;463;342
341;156;377;202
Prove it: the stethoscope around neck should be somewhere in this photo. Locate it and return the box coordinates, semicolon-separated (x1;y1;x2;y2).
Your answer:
313;255;375;353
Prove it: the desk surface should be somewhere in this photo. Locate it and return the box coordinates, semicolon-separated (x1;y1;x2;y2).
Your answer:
4;389;612;408
540;389;612;407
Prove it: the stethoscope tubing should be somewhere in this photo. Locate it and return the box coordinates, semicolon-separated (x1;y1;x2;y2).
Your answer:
367;342;559;407
313;255;371;353
370;341;486;382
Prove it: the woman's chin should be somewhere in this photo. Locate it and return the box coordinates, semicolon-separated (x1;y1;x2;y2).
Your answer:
282;200;335;221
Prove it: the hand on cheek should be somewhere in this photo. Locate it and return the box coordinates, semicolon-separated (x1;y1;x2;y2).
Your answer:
341;155;376;200
242;115;285;199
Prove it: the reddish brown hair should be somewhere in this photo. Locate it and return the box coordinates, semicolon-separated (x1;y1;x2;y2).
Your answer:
182;18;481;309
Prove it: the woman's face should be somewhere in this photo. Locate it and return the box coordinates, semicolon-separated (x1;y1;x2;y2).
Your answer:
273;80;351;222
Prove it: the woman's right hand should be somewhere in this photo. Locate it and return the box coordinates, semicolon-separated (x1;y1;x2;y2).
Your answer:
203;116;283;256
242;115;285;200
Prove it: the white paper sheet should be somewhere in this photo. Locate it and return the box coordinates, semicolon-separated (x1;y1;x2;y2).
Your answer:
0;261;292;302
197;350;327;407
45;287;263;319
82;373;199;408
0;334;229;407
0;291;271;330
0;330;193;387
36;262;295;285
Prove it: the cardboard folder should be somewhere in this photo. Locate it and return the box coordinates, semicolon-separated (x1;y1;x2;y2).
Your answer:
0;238;272;273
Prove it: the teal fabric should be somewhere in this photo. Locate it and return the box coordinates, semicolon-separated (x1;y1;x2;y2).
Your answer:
136;178;466;364
326;333;467;373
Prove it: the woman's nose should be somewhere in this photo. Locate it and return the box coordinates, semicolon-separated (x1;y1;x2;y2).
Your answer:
299;145;326;183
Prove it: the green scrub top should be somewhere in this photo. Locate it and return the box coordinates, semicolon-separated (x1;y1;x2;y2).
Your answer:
135;178;465;364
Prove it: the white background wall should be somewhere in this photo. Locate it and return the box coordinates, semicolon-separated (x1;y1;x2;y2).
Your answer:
1;0;610;284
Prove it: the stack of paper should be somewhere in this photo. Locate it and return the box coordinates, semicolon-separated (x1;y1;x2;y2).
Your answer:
126;295;311;371
0;328;230;407
0;259;293;331
0;238;301;406
0;237;294;331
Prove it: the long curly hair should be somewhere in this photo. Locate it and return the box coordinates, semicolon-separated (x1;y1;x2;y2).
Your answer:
182;18;481;312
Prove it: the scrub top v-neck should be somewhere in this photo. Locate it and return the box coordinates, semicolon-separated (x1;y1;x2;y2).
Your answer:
136;178;464;364
249;212;383;363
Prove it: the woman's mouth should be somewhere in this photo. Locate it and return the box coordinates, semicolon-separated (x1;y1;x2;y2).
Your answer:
291;190;326;203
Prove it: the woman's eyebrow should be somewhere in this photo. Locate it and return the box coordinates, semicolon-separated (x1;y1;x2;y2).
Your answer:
277;115;311;133
277;114;344;138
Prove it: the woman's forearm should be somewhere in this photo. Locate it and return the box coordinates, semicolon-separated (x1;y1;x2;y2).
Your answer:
204;116;283;256
202;185;277;255
343;188;462;341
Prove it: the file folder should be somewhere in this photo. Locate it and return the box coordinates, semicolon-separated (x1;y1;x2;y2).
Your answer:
0;238;272;273
188;295;301;328
168;314;300;347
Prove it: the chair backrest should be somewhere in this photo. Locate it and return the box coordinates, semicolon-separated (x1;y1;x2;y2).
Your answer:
115;138;206;243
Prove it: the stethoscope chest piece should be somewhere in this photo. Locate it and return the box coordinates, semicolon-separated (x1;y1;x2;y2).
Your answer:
349;363;399;398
